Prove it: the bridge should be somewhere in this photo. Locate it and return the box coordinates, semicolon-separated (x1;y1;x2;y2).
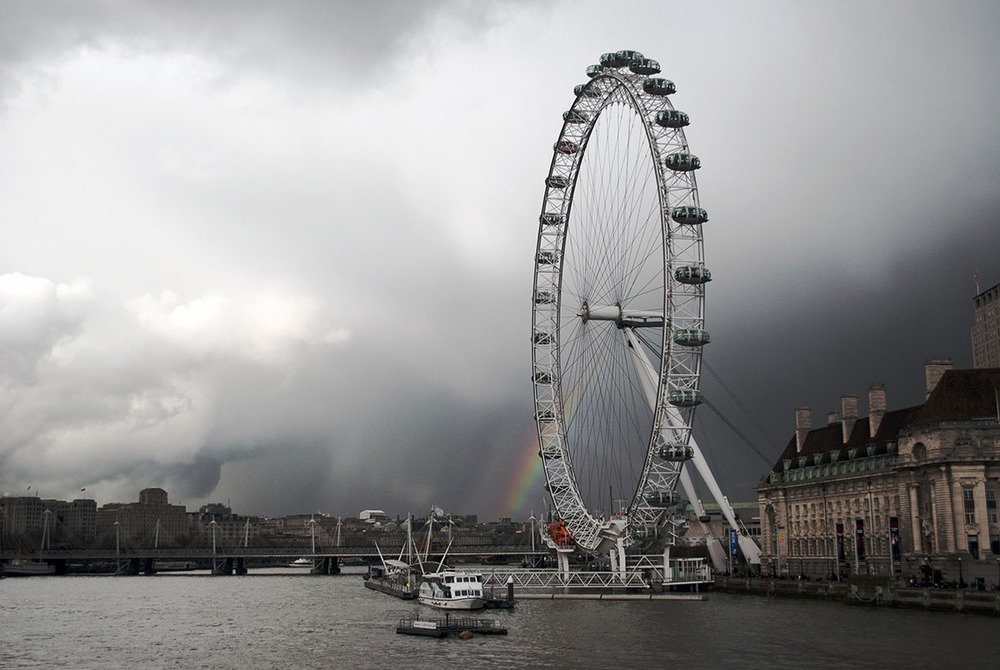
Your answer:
0;544;550;576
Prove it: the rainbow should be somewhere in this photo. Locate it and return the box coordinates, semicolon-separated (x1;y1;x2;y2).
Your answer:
503;429;544;519
503;361;597;519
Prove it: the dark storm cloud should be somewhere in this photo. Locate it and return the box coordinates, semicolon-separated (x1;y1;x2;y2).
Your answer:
0;0;459;100
2;0;999;522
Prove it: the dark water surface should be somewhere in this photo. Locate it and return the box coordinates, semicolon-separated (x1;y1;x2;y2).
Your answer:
1;568;993;669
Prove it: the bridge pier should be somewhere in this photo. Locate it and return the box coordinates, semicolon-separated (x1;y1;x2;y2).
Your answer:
235;557;248;575
212;557;235;576
142;558;157;575
117;558;141;576
310;556;340;575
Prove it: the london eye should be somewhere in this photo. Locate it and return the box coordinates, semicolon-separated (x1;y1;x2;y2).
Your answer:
531;50;711;562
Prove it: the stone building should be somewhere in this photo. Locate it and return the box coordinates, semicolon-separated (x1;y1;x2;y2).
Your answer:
0;496;96;549
757;360;1000;585
96;487;191;547
972;281;1000;368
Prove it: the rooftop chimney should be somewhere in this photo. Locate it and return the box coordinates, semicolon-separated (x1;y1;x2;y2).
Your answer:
827;411;839;425
924;358;953;399
868;383;886;438
795;406;811;453
841;394;859;443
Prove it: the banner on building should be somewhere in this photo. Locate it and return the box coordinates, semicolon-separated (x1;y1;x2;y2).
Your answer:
836;522;845;561
729;528;739;565
855;518;866;562
889;516;901;561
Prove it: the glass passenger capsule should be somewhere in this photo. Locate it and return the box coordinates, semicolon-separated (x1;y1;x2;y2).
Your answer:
539;213;565;227
668;389;704;407
629;58;660;75
585;64;603;78
536;250;559;265
642;78;676;96
554;139;580;154
664;153;701;171
646;490;681;507
671;206;709;225
658;444;695;461
674;265;712;284
670;205;708;226
612;50;644;67
562;109;589;124
655;109;689;128
574;83;601;98
633;525;656;539
673;329;711;347
533;290;555;305
599;52;619;67
533;331;553;345
535;409;555;421
546;175;570;189
532;370;553;384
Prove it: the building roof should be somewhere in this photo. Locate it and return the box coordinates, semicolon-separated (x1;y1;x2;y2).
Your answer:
770;368;1000;473
912;368;1000;424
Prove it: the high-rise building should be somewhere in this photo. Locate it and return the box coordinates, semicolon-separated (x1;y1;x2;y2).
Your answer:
972;281;1000;368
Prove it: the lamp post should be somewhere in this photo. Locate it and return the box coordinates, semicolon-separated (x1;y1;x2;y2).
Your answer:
958;556;964;589
995;557;1000;590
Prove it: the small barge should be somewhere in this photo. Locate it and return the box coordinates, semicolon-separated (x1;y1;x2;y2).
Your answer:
396;613;508;638
364;560;418;600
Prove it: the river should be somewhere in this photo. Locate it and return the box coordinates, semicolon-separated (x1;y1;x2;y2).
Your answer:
1;567;993;669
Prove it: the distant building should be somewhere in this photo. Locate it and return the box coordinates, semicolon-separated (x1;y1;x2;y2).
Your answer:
96;487;190;547
972;281;1000;368
0;496;96;549
757;360;1000;584
359;509;389;525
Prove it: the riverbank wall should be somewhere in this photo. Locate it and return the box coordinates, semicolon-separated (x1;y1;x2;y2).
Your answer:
713;577;1000;615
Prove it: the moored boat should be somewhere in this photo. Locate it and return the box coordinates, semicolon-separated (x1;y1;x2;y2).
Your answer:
417;570;487;610
364;559;418;600
4;559;56;577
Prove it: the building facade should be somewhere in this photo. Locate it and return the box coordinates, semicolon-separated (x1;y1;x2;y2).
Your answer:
972;281;1000;368
757;361;1000;585
96;487;191;547
1;496;96;550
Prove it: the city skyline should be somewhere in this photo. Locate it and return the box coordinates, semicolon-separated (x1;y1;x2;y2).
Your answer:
2;1;1000;519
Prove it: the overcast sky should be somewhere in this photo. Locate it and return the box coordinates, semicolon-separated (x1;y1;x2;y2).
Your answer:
1;0;999;521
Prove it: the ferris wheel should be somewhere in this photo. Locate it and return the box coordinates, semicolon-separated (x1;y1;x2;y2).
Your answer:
531;51;711;555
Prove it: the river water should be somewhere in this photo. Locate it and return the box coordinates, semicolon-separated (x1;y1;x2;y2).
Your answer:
1;567;994;669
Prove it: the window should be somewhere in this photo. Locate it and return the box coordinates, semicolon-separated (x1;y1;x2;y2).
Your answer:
964;487;976;525
988;490;997;524
968;534;980;560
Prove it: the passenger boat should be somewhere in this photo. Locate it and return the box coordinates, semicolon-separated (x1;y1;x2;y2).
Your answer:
417;570;487;610
4;559;56;576
289;557;313;568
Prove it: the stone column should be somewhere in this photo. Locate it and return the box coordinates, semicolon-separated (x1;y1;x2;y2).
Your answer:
909;484;922;554
974;476;989;557
943;466;959;553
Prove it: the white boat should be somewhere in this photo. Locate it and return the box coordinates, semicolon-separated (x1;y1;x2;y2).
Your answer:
289;557;313;568
4;559;56;577
417;570;486;610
